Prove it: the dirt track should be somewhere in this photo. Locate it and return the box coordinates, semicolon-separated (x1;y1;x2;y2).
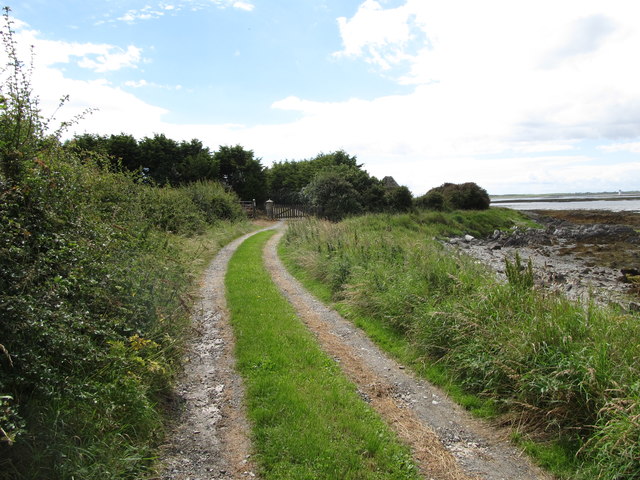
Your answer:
158;221;552;479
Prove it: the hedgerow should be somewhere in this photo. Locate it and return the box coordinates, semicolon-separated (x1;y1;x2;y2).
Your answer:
0;8;247;477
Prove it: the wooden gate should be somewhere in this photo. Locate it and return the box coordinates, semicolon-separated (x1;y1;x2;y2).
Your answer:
269;203;315;219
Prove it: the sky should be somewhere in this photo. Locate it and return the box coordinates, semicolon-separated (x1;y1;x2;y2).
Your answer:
4;0;640;195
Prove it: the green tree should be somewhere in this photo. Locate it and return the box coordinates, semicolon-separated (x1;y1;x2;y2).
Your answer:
0;7;48;183
214;144;267;203
138;133;181;184
303;170;362;221
267;150;378;205
385;185;413;212
107;133;141;171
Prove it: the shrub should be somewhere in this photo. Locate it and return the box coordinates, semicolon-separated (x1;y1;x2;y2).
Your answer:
504;252;534;290
303;170;362;221
415;190;445;210
385;185;413;212
185;180;244;223
418;182;490;210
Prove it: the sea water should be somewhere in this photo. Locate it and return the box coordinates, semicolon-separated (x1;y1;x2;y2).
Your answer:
494;199;640;212
491;195;640;212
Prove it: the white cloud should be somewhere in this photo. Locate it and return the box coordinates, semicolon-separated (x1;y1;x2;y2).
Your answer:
232;1;255;12
76;45;142;73
334;0;420;70
106;0;254;23
306;0;640;193
124;79;150;88
599;142;640;154
124;79;183;90
12;26;143;73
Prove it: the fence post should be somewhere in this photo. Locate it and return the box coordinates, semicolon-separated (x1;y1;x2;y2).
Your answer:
265;199;274;219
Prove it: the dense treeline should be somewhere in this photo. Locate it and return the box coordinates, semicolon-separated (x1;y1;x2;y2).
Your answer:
70;134;418;220
0;11;251;478
70;134;269;203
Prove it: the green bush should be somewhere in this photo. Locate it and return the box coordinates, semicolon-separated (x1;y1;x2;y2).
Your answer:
417;182;490;210
415;190;444;210
303;170;363;221
185;180;244;223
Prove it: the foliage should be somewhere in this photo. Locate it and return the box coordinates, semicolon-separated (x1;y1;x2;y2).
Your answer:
213;144;267;203
414;190;444;210
303;169;363;221
282;212;640;479
71;135;268;203
267;150;361;203
269;150;410;218
0;13;250;477
417;182;490;210
385;185;413;212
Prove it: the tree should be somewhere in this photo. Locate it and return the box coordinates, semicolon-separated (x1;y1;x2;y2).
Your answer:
213;144;267;203
303;170;362;221
138;133;182;184
385;185;413;212
415;190;444;210
266;150;380;206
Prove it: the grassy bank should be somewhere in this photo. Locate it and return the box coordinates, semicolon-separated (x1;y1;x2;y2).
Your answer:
225;231;420;479
0;144;253;478
280;211;640;479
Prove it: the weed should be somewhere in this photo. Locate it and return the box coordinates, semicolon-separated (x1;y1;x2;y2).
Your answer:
505;252;534;290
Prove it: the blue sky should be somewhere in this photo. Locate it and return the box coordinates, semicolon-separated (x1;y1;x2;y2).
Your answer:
5;0;640;194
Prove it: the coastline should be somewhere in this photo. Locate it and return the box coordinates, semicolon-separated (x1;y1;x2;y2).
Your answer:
453;209;640;310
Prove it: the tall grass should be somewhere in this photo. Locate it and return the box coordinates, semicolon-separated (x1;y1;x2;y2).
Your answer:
282;212;640;479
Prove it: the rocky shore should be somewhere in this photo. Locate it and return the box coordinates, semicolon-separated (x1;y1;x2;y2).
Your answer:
451;210;640;311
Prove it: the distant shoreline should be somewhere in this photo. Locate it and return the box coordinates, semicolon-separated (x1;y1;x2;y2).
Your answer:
491;194;640;204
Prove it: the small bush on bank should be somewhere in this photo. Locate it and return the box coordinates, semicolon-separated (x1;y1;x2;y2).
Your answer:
416;182;490;211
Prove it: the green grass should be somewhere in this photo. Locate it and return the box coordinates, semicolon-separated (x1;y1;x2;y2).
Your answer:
277;240;498;419
226;231;420;480
279;212;640;479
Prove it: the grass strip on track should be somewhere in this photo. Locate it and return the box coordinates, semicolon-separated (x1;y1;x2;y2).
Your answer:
225;231;420;480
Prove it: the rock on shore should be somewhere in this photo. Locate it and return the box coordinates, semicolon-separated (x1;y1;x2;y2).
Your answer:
449;210;640;311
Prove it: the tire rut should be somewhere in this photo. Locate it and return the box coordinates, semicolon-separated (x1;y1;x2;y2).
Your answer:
158;225;279;480
263;225;552;480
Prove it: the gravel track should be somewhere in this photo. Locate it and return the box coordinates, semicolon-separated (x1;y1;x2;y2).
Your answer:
158;221;551;479
157;225;279;480
263;225;551;480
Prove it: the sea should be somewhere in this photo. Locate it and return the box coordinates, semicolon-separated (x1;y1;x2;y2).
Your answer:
491;193;640;212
